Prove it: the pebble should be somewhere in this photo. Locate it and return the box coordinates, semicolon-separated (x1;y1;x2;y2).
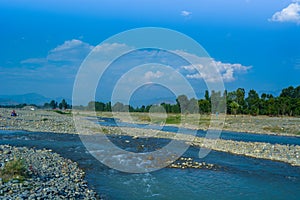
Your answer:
1;108;300;167
0;145;99;199
168;157;220;170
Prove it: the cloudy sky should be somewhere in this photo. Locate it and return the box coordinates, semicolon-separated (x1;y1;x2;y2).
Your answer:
0;0;299;105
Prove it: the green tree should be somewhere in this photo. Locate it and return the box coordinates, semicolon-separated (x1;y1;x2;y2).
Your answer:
105;102;112;112
236;88;246;114
61;99;68;110
176;95;189;113
210;90;221;113
280;86;295;98
43;102;51;109
112;102;125;112
87;101;95;110
246;89;260;115
49;100;57;109
229;101;239;116
198;99;210;114
188;98;199;114
204;90;210;101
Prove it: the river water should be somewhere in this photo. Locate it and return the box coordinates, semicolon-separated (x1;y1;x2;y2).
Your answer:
96;117;300;145
1;124;300;199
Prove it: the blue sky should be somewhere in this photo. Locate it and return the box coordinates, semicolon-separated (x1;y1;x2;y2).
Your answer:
0;0;300;105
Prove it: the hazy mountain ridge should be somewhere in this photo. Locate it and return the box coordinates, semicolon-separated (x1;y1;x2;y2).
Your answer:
0;93;70;106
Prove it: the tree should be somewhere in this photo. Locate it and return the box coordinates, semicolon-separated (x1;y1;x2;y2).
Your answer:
112;102;125;112
171;104;180;113
49;100;57;109
210;90;222;113
246;89;260;115
43;102;51;109
236;88;246;114
58;103;63;110
61;99;68;110
204;90;210;101
280;86;295;98
266;97;277;116
229;101;239;116
95;102;105;111
227;91;237;102
187;98;199;114
87;101;96;110
105;102;112;112
198;99;210;114
176;95;189;113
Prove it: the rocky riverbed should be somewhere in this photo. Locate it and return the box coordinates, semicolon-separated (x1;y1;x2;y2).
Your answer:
78;122;300;167
0;108;76;134
168;157;220;170
1;108;300;167
0;145;99;199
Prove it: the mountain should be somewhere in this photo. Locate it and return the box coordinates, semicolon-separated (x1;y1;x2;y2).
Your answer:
0;93;71;106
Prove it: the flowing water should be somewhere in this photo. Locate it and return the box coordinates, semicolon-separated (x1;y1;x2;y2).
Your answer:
1;127;300;199
96;117;300;145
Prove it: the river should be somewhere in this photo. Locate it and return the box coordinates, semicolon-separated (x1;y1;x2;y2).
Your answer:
1;129;300;199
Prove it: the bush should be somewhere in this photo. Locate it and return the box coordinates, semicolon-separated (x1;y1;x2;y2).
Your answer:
53;110;71;115
0;157;28;182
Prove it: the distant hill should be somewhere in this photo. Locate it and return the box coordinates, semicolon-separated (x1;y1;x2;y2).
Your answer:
0;93;71;106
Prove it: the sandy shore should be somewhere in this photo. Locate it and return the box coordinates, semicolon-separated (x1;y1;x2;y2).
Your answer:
0;108;300;166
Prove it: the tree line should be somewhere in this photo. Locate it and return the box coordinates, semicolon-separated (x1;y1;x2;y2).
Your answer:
43;99;71;110
1;85;299;116
0;99;71;110
83;85;300;116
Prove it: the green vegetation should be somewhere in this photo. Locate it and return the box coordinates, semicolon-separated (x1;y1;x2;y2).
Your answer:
0;157;28;183
44;99;71;110
262;126;284;133
83;85;300;117
137;115;151;122
3;86;298;118
53;110;71;115
165;115;181;124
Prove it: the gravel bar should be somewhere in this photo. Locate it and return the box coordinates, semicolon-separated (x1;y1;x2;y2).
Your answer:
0;145;99;199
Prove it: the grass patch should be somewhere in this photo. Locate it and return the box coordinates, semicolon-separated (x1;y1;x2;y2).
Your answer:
137;115;151;122
0;157;28;183
90;127;110;134
165;115;181;124
101;127;109;134
262;126;283;133
53;110;71;115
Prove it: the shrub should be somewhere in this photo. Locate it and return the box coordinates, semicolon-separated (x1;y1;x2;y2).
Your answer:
0;157;28;182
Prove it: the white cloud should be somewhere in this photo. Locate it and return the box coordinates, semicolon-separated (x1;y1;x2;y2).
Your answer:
47;39;94;62
269;1;300;24
181;59;251;83
21;39;94;65
15;39;96;82
181;10;192;17
144;70;164;81
21;58;47;65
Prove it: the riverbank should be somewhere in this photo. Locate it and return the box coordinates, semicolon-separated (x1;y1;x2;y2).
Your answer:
0;108;76;134
1;108;299;136
0;144;99;199
101;112;300;136
1;108;300;167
